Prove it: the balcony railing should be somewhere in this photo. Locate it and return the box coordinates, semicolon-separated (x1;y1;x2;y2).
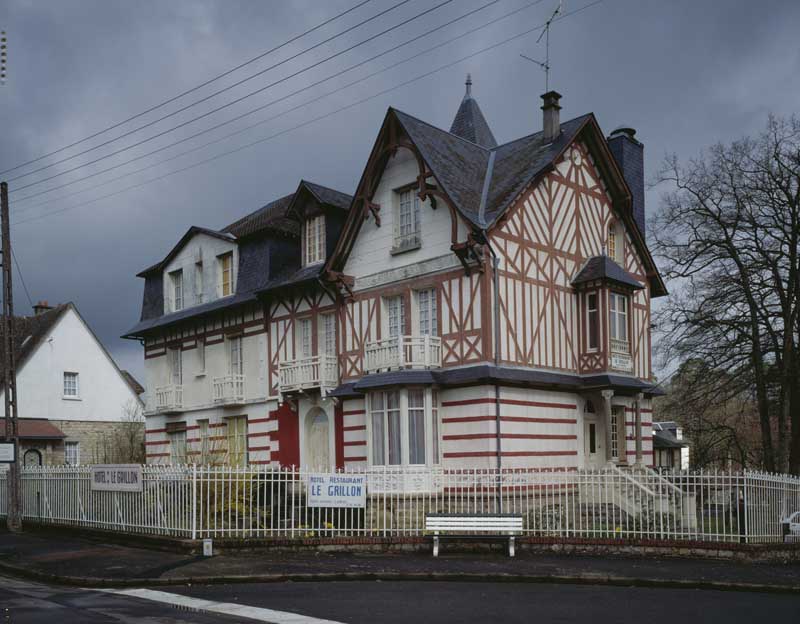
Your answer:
364;335;442;373
212;374;246;405
278;354;338;395
155;384;183;413
610;338;630;354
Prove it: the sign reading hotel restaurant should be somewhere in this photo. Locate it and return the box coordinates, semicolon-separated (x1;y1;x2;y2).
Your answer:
307;474;366;509
610;353;633;373
0;442;14;463
90;464;143;492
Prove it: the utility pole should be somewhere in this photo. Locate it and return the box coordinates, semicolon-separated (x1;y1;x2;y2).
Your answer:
1;181;22;531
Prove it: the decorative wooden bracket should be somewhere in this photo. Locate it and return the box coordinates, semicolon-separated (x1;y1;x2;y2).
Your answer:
324;270;355;298
366;200;381;227
451;234;486;276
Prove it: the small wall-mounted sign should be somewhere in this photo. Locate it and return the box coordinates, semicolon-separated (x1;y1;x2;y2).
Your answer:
610;353;633;373
0;442;14;462
307;474;366;509
90;464;143;492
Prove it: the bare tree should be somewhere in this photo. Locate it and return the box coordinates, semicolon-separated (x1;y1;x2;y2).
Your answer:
653;115;800;474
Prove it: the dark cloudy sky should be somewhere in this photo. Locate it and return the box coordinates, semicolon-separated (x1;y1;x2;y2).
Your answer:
0;0;798;382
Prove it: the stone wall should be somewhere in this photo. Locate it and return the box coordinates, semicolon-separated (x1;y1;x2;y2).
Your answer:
49;420;144;465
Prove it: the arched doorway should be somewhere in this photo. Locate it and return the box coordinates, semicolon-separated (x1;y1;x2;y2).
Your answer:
24;449;42;467
305;407;330;470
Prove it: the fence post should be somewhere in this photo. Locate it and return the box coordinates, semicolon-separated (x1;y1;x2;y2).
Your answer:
191;464;197;540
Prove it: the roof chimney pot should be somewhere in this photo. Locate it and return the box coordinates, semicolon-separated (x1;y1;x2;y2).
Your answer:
33;300;52;316
541;90;562;143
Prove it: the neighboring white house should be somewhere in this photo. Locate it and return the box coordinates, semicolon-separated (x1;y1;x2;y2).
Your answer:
652;421;690;470
0;301;145;466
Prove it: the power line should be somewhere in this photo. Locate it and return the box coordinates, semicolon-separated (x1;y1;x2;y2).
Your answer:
15;0;520;208
8;0;432;188
0;0;376;177
10;249;33;309
12;0;604;228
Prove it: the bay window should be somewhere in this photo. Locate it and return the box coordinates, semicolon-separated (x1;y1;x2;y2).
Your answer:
609;292;629;353
369;388;441;467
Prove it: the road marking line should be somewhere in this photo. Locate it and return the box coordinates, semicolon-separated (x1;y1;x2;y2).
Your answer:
96;587;348;624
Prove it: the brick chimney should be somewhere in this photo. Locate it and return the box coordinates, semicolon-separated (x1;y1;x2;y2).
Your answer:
541;91;562;143
32;300;52;316
607;126;645;239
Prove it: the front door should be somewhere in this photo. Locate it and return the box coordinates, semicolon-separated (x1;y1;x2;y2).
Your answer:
305;407;330;470
584;417;604;469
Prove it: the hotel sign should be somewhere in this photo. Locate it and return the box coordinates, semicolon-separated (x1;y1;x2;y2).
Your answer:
610;353;633;373
90;464;143;492
307;474;366;508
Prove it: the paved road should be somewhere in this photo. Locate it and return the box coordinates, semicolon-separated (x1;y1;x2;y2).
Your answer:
3;575;800;623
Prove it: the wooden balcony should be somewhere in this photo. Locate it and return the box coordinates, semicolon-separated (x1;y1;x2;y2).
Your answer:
278;354;338;396
155;384;183;414
364;335;442;373
212;374;246;405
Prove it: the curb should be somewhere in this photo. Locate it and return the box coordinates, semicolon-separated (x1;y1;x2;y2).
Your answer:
1;559;798;595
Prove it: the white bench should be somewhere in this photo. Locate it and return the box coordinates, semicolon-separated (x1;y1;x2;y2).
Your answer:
425;513;524;557
782;511;800;541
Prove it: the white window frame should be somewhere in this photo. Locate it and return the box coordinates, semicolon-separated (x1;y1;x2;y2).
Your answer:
302;215;326;266
226;416;248;467
607;222;620;263
170;430;187;464
63;371;80;399
170;269;184;312
228;336;243;376
219;252;234;297
385;295;406;339
320;313;336;355
368;387;441;468
65;440;80;466
586;291;599;352
415;288;438;337
609;292;629;350
296;318;312;359
394;188;421;251
169;348;182;385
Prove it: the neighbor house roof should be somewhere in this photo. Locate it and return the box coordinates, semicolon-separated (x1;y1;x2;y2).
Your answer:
653;429;688;449
0;418;66;440
0;304;70;377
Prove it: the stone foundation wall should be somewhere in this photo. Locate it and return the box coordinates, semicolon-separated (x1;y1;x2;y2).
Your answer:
49;420;144;465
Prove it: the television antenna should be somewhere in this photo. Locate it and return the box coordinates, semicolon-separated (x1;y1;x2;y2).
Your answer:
520;1;562;92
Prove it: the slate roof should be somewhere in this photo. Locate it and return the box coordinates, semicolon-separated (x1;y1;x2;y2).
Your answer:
653;429;688;449
222;193;296;239
449;76;497;148
572;256;644;290
301;180;352;211
0;419;66;440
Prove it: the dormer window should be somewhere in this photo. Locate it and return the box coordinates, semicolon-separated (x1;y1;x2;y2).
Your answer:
394;189;421;252
302;215;325;266
170;269;184;312
219;252;233;297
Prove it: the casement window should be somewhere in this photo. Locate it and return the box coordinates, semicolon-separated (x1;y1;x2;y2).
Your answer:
302;215;326;266
169;348;183;385
586;292;599;351
320;313;336;355
63;372;80;398
297;318;312;359
369;388;441;467
385;295;406;338
394;189;421;250
610;406;624;462
170;430;187;464
609;292;629;353
194;261;204;303
170;269;184;311
416;288;438;336
226;416;248;467
608;222;623;264
219;252;233;297
228;336;243;376
197;419;209;461
65;441;80;466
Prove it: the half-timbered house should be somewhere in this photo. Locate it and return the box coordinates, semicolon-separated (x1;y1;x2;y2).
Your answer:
127;76;666;475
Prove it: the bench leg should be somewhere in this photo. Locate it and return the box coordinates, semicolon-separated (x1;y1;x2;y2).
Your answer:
433;535;439;557
508;536;515;558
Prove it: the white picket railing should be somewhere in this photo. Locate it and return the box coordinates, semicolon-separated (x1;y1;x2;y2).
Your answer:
278;355;338;395
212;374;245;404
155;384;183;413
1;466;799;543
364;335;442;373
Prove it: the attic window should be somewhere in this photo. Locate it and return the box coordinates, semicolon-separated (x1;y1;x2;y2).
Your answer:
219;252;233;297
393;189;421;253
170;269;184;312
302;215;325;266
607;222;622;264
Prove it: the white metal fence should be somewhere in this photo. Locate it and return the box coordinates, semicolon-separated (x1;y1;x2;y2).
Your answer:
1;466;799;543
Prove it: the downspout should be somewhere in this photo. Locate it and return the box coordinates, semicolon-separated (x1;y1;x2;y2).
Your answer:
483;232;503;511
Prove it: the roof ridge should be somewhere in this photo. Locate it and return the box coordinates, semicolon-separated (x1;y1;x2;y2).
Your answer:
392;107;491;152
490;113;594;152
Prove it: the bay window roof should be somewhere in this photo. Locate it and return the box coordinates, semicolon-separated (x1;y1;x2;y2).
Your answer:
571;255;644;290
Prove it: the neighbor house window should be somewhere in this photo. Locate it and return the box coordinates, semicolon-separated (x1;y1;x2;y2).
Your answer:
228;336;243;376
65;441;80;466
320;313;336;355
369;388;440;467
226;416;248;467
169;348;182;385
63;372;80;398
385;295;405;338
170;269;183;311
609;292;629;352
586;292;599;351
219;252;233;297
302;215;325;266
416;288;437;336
170;430;187;464
394;189;421;250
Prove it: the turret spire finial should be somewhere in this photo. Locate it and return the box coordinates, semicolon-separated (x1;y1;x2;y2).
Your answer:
465;73;472;97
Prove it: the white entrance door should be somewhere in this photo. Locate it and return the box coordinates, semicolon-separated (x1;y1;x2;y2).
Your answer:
306;407;330;470
584;417;604;469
